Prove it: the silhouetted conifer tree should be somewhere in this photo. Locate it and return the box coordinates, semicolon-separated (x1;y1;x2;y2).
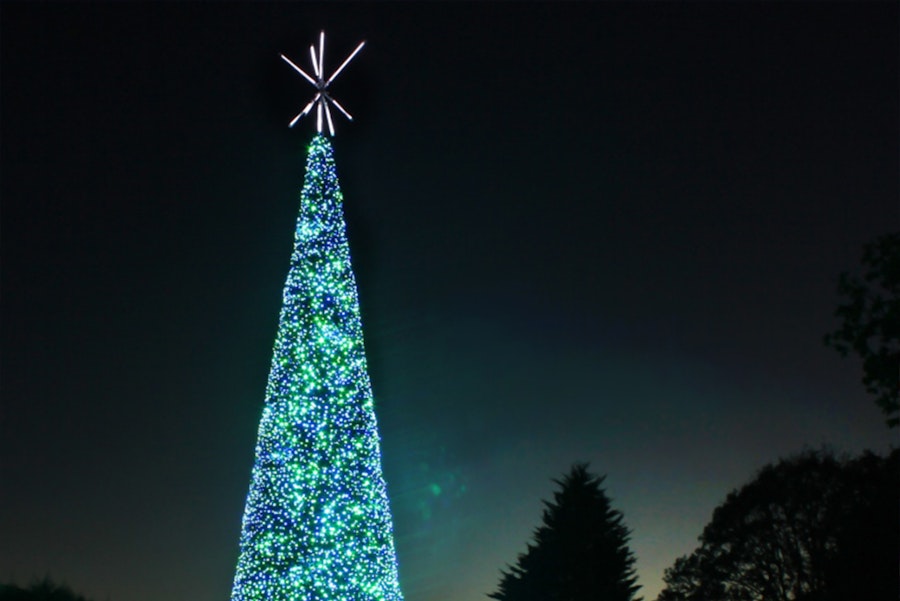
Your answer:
489;463;641;601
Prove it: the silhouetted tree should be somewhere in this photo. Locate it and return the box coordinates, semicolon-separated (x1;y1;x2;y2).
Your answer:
489;463;641;601
0;578;95;601
657;449;900;601
825;231;900;427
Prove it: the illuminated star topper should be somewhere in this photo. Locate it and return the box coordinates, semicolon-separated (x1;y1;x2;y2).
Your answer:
280;32;365;136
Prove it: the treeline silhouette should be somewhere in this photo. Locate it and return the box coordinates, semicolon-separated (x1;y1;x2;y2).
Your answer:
0;579;96;601
489;450;898;601
657;449;899;601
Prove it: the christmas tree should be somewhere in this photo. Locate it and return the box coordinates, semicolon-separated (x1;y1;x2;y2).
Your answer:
230;133;404;601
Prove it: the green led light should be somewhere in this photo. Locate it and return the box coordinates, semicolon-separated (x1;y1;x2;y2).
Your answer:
231;135;404;601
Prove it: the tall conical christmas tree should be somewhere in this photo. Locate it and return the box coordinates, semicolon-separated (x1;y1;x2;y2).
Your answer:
230;132;404;601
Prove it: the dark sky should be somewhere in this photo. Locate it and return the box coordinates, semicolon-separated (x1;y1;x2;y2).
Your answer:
1;3;897;601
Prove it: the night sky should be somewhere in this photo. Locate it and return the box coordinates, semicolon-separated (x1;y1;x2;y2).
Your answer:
1;3;897;601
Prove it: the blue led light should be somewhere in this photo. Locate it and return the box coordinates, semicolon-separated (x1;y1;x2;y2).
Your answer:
231;135;404;601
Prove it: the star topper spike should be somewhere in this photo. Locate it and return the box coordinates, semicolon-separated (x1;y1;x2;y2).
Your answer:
280;32;365;136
